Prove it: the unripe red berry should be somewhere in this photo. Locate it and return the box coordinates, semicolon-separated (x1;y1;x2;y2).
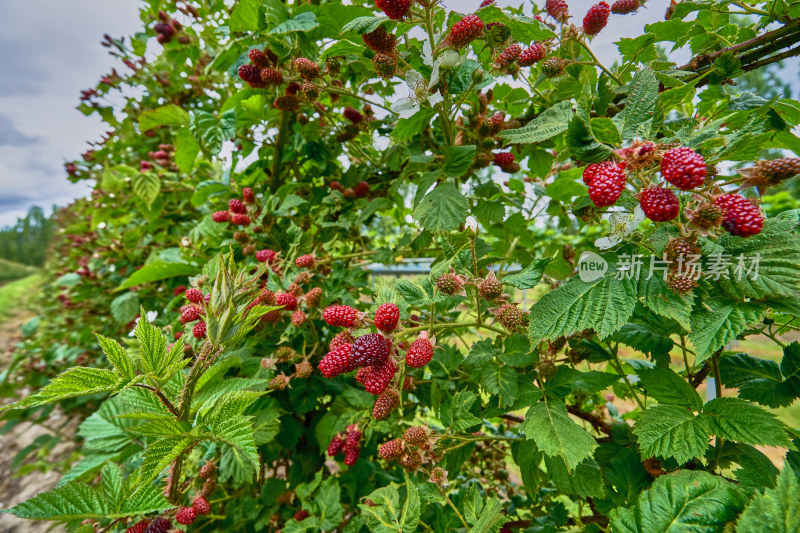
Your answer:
343;107;363;124
327;435;345;456
373;388;400;420
296;254;315;269
185;288;203;303
449;14;484;47
518;43;547;66
176;506;196;525
374;303;400;332
319;343;356;377
256;249;277;264
231;213;251;226
212;210;230;223
713;194;764;237
379;438;403;459
192;496;211;515
192;321;206;338
375;0;411;20
276;292;298;311
583;2;610;35
660;147;706;190
405;338;434;368
639;187;680;222
323;305;359;327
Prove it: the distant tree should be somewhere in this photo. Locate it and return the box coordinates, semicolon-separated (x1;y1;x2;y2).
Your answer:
0;205;53;266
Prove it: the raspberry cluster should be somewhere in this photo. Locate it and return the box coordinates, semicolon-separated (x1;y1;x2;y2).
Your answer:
713;193;764;237
328;425;363;466
588;162;627;207
380;425;438;472
518;42;547;66
494;152;519;173
212;190;257;227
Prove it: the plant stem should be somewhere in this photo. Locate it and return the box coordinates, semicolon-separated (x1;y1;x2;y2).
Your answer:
442;490;469;530
271;111;290;190
572;38;622;85
610;346;646;410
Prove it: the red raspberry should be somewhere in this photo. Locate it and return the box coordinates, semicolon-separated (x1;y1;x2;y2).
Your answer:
362;27;396;53
249;48;271;69
437;273;462;295
231;213;251;226
496;304;521;330
398;450;421;471
405;338;434;368
237;64;265;88
294;510;309;521
480;0;495;6
639;187;680;222
291;309;306;327
518;43;547;66
582;161;609;185
449;14;484;47
344;444;361;466
229;199;246;214
403;426;429;447
379;438;403;459
546;0;569;20
126;520;149;533
192;496;211;515
323;305;359;327
373;53;397;78
330;181;344;192
713;194;764;237
664;237;701;264
296;254;315;268
181;305;201;323
305;286;323;308
285;82;301;95
192;321;206;339
583;2;610;35
345;427;362;449
143;518;171;533
276;292;298;310
176;507;196;525
242;187;255;204
496;44;522;67
329;331;355;351
375;0;411;20
611;0;640;14
343;107;364;124
373;388;400;420
362;359;397;394
354;181;370;198
327;435;345;456
319;343;356;377
294;58;320;79
185;288;203;303
199;462;216;479
352;333;391;367
660;147;706;190
256;249;277;263
212;210;230;223
260;67;283;86
479;275;503;300
493;152;515;169
374;303;400;332
588;164;626;207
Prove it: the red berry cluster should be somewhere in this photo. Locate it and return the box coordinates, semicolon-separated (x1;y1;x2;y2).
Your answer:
328;425;362;466
494;152;519;173
587;161;627;207
713;193;764;237
518;42;547;66
213;189;258;227
379;426;435;471
238;48;282;88
329;180;371;199
583;2;610;35
449;14;485;47
375;0;411;20
153;10;184;45
639;187;680;222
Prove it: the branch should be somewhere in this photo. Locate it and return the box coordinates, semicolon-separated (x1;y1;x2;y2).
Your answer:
566;405;612;436
133;383;178;417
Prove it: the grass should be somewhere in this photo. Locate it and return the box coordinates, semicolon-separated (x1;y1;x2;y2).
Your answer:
0;274;43;324
0;258;37;284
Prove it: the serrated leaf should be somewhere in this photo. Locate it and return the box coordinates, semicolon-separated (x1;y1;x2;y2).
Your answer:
270;11;318;34
480;365;518;407
632;405;710;464
401;471;420;533
528;275;637;342
503;258;550;289
689;300;764;362
718;352;800;408
0;367;124;412
413;182;468;233
341;15;387;34
638;273;695;330
190;109;236;156
395;280;429;307
636;367;702;410
467;497;506;533
95;334;136;380
544;455;605;498
447;390;482;432
443;145;476;177
134;313;168;377
117;261;200;291
132;172;160;209
736;467;800;533
137;436;198;487
703;397;790;447
610;470;746;533
499;101;572;144
174;127;200;173
521;399;597;471
110;291;140;326
613;66;659;140
230;0;260;31
138;104;190;131
611;323;674;358
391;109;435;141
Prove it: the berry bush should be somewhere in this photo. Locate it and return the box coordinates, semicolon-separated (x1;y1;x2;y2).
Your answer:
3;0;800;531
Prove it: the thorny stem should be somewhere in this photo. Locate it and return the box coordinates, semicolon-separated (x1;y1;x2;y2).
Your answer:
398;321;506;338
134;383;179;417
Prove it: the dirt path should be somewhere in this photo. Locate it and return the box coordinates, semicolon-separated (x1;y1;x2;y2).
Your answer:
0;311;74;533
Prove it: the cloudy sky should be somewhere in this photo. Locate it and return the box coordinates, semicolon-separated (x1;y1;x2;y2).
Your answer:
0;0;779;227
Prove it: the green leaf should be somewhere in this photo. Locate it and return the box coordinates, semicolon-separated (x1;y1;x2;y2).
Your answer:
521;399;597;471
134;312;168;377
611;323;674;358
503;258;550;289
395;280;429;307
632;405;710;464
401;471;420;533
613;66;659;140
546;177;586;202
447;390;482;432
174;127;201;173
703;397;790;447
528;275;638;342
591;117;622;145
480;365;518;407
544;455;605;498
341;15;387;34
138;104;190;131
132;172;160;209
391;109;436;142
110;292;140;325
689;300;764;362
95;334;136;380
639;273;694;330
359;484;412;533
117;261;200;291
413;182;468;233
499;101;572;144
610;470;746;533
230;0;260;32
736;467;800;533
636;367;702;410
566;106;614;162
137;436;198;487
270;11;319;34
443;145;476;177
545;367;620;398
719;352;800;408
467;497;506;533
0;367;124;412
191;109;236;156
